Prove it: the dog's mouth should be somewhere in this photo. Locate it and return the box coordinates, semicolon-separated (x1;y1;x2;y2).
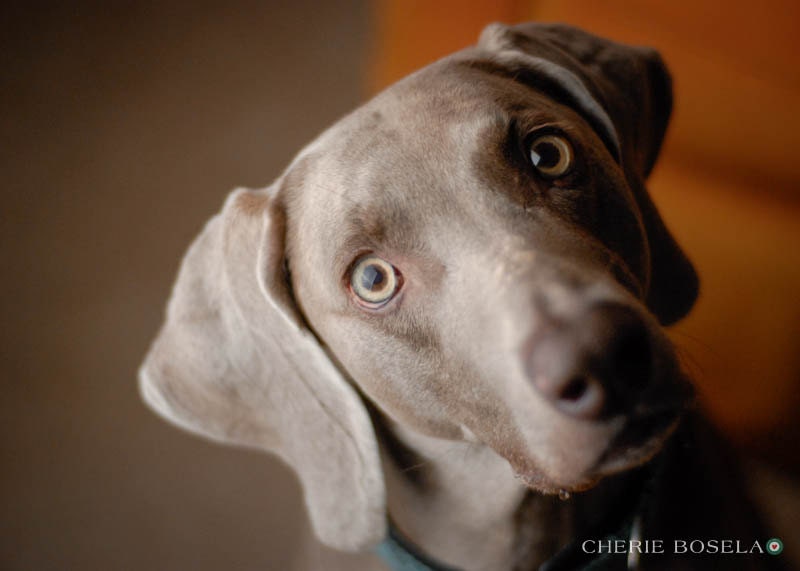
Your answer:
510;405;684;494
591;407;682;476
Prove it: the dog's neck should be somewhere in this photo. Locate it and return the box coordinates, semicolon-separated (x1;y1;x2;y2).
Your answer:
378;418;576;571
376;416;648;571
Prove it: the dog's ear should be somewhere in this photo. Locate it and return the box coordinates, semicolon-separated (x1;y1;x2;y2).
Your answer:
479;22;699;325
138;186;386;551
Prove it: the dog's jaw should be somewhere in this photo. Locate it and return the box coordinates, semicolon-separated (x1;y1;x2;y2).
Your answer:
376;409;671;571
494;413;679;495
378;416;555;571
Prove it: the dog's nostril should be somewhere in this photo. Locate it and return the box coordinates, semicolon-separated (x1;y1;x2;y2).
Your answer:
560;376;589;402
553;376;604;419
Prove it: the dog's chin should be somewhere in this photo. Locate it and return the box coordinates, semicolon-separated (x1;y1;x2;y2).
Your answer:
514;469;602;495
512;410;682;495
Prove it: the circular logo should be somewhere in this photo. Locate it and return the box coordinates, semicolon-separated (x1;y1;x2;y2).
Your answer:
766;538;783;555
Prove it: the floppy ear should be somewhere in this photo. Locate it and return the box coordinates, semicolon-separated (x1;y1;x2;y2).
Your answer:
138;185;386;551
479;23;699;325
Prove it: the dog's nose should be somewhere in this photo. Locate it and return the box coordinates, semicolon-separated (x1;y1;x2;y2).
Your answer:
524;303;652;420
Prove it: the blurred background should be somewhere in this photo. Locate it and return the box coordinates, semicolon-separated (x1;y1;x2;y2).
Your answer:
1;1;798;569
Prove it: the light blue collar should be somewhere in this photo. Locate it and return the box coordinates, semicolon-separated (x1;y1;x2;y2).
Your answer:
375;520;459;571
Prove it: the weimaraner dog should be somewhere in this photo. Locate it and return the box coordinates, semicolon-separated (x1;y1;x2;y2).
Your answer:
140;22;783;571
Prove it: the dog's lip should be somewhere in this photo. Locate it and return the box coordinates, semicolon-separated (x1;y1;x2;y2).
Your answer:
590;407;682;476
508;409;680;494
588;370;695;477
513;465;602;495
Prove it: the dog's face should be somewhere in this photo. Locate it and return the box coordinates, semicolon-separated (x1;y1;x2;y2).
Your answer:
140;23;698;551
286;52;690;493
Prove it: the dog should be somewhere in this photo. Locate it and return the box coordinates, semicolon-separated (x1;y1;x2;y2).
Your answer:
139;22;783;571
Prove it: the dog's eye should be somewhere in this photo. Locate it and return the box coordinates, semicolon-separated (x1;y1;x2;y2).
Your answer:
529;134;572;178
350;255;401;307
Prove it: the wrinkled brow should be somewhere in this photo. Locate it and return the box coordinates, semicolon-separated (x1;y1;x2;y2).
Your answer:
335;199;421;269
456;57;620;162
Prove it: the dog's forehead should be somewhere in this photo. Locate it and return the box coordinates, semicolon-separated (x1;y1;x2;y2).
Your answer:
287;75;491;250
292;58;583;208
284;54;617;280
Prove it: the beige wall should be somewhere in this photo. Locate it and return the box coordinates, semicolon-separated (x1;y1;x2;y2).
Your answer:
1;3;369;569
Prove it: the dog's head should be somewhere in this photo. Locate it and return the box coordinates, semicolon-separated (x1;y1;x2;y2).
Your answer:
139;23;698;552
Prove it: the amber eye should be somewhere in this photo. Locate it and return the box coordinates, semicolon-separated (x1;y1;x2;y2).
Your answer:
529;134;573;178
350;255;401;307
